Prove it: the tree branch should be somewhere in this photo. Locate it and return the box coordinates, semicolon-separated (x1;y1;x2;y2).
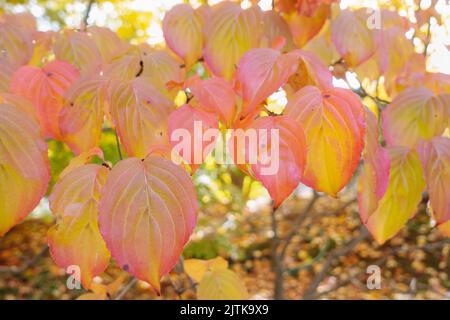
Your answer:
303;226;369;299
114;130;123;160
114;277;138;300
0;244;48;274
279;193;320;260
310;237;450;299
83;0;95;28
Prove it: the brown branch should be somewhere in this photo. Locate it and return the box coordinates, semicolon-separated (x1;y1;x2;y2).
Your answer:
311;237;450;299
114;277;138;300
313;198;357;220
303;226;369;299
167;275;184;299
83;0;95;28
270;203;284;299
279;193;320;260
0;245;49;274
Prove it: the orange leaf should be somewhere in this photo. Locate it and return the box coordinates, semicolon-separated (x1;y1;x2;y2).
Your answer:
0;93;38;123
109;77;175;158
364;147;425;244
59;147;104;179
0;104;50;236
286;49;333;93
285;3;330;48
53;30;102;75
98;156;198;293
382;88;449;147
358;109;390;224
10;60;80;139
88;26;130;63
163;4;205;68
285;86;365;196
60;75;107;154
48;164;110;289
236;48;299;118
331;9;376;66
203;2;262;80
168;104;219;173
261;10;294;50
240;116;307;208
417;137;450;225
187;76;237;127
0;20;33;67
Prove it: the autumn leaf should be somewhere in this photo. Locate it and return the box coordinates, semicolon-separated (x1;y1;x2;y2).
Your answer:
10;60;80;139
184;256;228;283
0;104;50;236
382;88;449;147
59;75;107;154
187;76;237;127
168;103;219;173
284;3;330;48
364;147;426;244
203;2;262;80
98;156;198;293
163;4;205;68
236;48;299;118
285;86;365;196
417;137;450;225
53;30;102;75
109;76;175;158
358;108;390;224
331;9;376;66
48;164;110;289
197;268;249;300
238;116;308;208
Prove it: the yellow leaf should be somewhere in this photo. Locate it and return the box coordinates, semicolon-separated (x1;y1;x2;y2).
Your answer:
365;147;426;244
197;269;248;300
184;257;228;283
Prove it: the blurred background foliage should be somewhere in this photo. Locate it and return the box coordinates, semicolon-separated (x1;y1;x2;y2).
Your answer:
0;0;449;300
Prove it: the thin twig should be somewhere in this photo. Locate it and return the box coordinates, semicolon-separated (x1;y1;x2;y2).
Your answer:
286;239;333;276
115;130;123;160
83;0;95;28
303;227;369;299
0;245;48;274
279;193;320;260
311;238;450;299
423;18;432;57
270;202;279;270
135;60;144;77
167;275;184;299
270;202;284;299
114;277;138;300
313;198;357;219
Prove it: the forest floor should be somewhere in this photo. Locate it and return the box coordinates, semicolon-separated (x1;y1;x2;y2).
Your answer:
0;195;449;300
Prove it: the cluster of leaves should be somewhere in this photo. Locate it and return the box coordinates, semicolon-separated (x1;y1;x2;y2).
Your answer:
0;0;449;298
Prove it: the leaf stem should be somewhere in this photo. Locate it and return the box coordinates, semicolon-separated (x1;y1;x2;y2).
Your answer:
115;130;123;160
